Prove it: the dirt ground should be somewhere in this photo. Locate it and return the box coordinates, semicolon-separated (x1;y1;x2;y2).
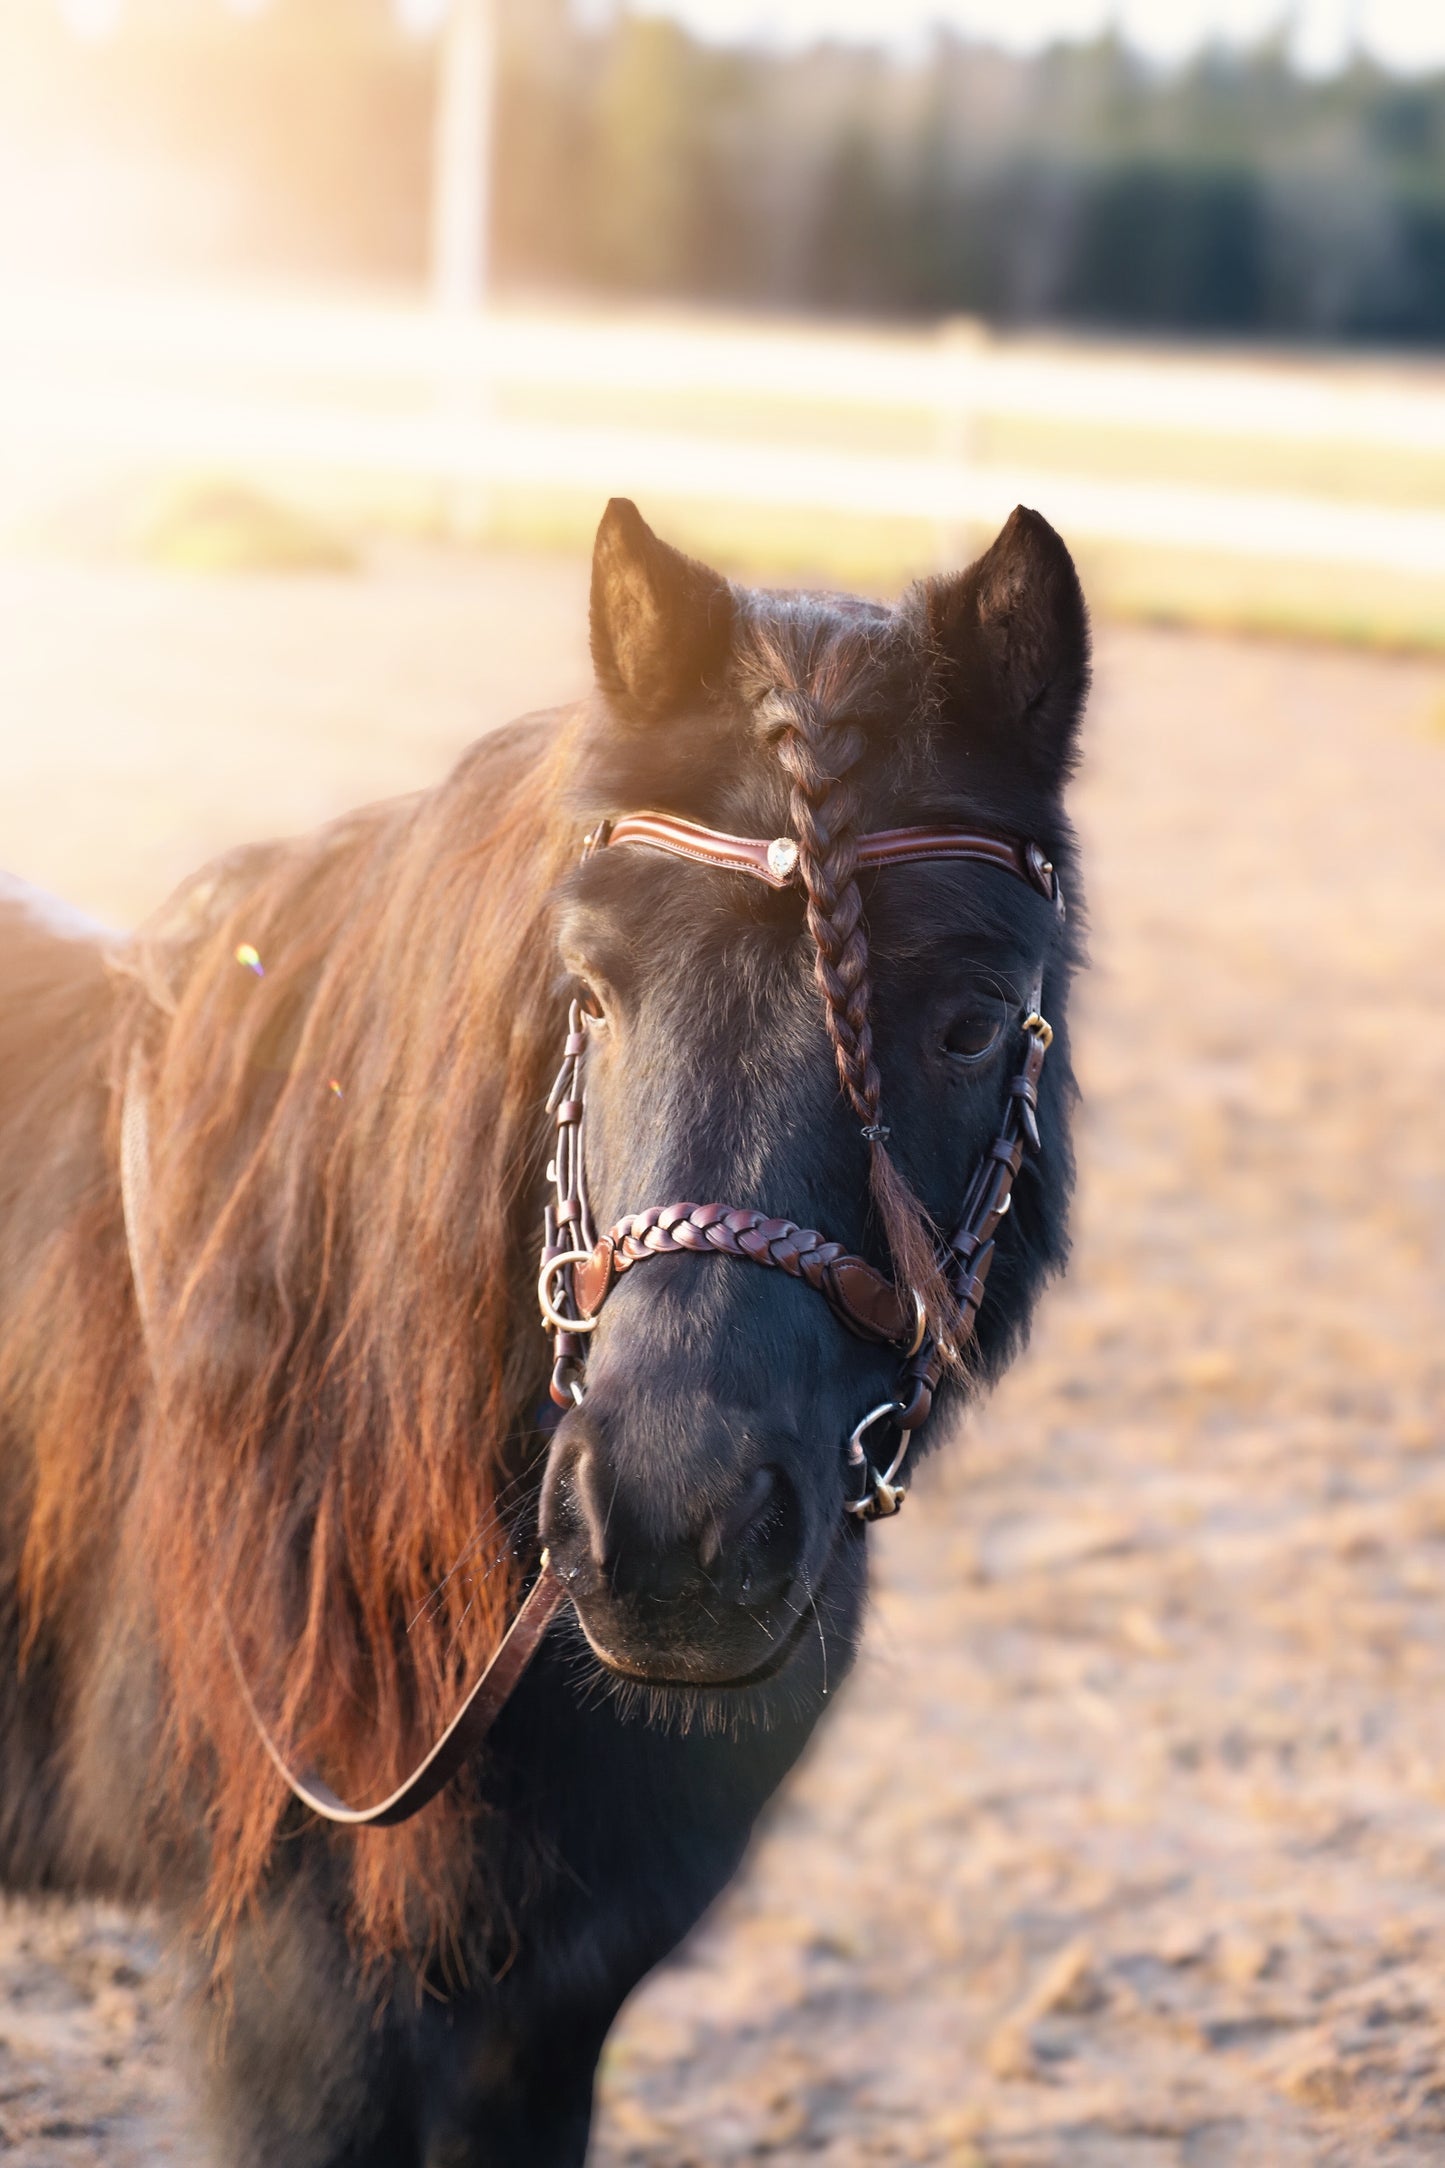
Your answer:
0;540;1443;2166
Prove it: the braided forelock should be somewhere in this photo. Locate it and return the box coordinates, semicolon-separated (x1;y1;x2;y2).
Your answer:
751;619;965;1358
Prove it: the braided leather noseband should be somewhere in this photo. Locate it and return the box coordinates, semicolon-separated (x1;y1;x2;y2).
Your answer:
540;811;1062;1522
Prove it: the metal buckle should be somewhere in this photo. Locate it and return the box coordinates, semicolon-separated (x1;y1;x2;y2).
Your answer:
843;1400;911;1521
549;1356;588;1409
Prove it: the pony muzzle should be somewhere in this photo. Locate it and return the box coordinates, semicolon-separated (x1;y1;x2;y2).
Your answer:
539;1412;810;1687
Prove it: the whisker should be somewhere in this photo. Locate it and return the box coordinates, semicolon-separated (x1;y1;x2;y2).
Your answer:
602;1468;621;1547
405;1469;545;1633
805;1569;828;1697
442;1594;476;1663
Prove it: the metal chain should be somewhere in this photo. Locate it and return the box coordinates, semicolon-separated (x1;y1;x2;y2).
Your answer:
539;998;597;1409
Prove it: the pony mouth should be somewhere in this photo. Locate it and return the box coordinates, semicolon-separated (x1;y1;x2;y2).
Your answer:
570;1589;817;1691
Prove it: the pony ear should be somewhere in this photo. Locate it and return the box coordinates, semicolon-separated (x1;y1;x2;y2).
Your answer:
589;498;733;722
917;506;1090;782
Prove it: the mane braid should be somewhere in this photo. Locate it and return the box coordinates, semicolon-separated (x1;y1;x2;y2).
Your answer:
759;661;964;1357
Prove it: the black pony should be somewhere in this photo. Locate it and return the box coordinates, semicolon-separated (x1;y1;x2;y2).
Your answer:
0;500;1087;2164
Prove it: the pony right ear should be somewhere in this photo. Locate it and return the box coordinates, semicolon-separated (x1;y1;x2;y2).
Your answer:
589;499;733;723
916;505;1090;786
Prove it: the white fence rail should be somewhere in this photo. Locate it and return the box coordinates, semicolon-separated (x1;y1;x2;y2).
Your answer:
3;288;1443;574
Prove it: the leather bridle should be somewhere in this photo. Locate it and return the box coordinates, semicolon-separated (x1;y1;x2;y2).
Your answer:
118;806;1060;1827
539;810;1062;1521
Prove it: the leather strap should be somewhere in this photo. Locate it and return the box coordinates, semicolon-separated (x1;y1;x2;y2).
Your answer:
599;814;800;888
119;1049;158;1348
557;1014;1051;1428
222;1559;567;1828
118;1060;563;1831
888;1015;1051;1441
573;1204;913;1347
857;827;1052;895
593;813;1061;909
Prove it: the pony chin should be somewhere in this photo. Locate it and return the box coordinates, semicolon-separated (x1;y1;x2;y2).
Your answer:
570;1571;827;1690
560;1535;865;1742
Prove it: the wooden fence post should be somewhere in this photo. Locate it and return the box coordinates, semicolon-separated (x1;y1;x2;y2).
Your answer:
430;0;496;536
934;315;989;571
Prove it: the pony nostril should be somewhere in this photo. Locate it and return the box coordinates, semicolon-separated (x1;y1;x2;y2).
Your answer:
698;1465;799;1609
539;1427;609;1584
697;1464;778;1572
548;1422;802;1625
570;1444;613;1569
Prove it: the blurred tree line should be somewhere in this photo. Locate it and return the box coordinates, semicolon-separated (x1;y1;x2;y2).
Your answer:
8;0;1445;340
506;2;1445;339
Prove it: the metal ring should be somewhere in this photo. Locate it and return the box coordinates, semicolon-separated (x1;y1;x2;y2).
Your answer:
845;1397;919;1503
904;1288;928;1357
1022;1011;1054;1049
845;1400;906;1468
537;1250;601;1336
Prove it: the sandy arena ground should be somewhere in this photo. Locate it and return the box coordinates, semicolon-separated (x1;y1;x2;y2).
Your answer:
0;542;1442;2166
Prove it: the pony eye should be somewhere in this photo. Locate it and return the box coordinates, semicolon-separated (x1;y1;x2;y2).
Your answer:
942;1007;1004;1063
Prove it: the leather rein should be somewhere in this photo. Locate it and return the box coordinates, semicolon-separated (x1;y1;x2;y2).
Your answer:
118;809;1058;1829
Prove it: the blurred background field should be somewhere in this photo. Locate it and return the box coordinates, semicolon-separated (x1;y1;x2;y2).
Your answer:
8;287;1445;648
2;0;1444;647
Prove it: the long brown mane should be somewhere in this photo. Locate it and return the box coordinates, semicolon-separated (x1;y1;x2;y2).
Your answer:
14;710;578;1968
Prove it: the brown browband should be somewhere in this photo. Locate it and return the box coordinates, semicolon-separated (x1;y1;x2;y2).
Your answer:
593;812;1061;907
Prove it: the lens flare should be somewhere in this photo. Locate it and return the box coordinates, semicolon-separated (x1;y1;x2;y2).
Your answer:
235;943;264;976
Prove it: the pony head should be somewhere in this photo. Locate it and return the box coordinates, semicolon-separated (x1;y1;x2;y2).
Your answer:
538;499;1088;1692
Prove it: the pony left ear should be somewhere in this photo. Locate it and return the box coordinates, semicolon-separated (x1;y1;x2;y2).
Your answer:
916;505;1090;782
589;498;733;723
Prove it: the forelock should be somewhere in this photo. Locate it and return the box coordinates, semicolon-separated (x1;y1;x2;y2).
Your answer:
733;592;909;724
